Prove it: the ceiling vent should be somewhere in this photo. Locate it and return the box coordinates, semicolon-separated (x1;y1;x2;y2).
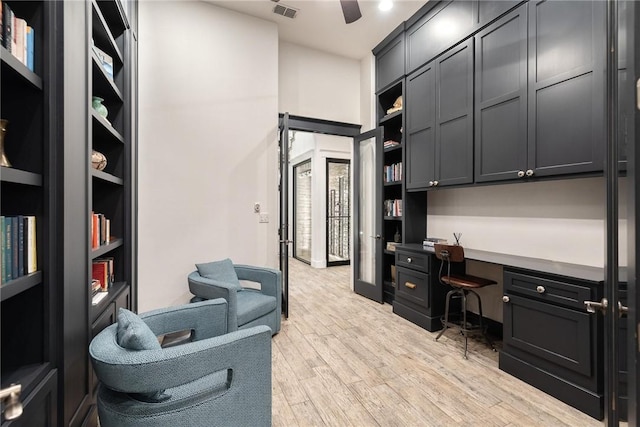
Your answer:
273;3;298;19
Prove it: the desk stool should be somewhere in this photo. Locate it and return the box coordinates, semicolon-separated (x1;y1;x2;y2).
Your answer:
433;243;497;359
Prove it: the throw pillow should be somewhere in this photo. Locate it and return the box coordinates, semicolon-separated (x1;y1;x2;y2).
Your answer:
196;258;241;290
117;308;171;403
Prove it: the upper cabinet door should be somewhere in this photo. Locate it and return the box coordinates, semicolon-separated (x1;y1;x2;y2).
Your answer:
435;38;474;187
475;3;528;183
406;1;476;74
405;63;436;190
528;0;605;177
477;0;523;27
374;29;405;92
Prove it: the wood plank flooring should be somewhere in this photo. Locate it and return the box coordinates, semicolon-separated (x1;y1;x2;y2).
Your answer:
272;259;604;426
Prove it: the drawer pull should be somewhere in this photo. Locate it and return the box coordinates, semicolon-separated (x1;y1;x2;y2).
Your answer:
405;282;417;289
407;257;412;263
502;295;510;303
536;285;545;294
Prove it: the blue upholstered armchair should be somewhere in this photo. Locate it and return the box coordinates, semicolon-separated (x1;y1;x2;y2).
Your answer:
188;259;282;335
89;299;272;427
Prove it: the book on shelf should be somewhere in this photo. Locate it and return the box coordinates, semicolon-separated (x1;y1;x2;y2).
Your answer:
92;291;108;306
94;256;114;288
92;212;112;249
0;215;36;284
383;140;400;149
384;199;402;217
92;41;114;81
1;4;35;72
386;242;398;252
384;162;403;183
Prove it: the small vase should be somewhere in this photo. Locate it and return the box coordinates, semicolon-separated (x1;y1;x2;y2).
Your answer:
91;150;107;171
394;227;401;243
92;96;109;121
0;119;11;168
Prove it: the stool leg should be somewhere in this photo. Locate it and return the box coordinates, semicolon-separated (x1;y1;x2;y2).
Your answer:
435;289;454;341
461;290;468;359
472;289;496;352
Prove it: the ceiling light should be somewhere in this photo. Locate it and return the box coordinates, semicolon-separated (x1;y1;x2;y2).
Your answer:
379;0;393;12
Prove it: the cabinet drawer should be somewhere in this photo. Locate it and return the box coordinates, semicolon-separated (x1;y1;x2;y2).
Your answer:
396;267;429;308
396;250;430;272
504;270;594;310
503;294;592;377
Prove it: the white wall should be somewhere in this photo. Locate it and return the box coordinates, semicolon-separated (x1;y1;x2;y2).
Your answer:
359;53;376;132
279;41;361;124
138;1;279;312
289;132;352;268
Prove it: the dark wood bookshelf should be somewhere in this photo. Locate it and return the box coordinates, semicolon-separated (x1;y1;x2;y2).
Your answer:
379;109;402;125
0;47;43;89
91;238;124;259
0;271;43;301
92;169;124;185
90;280;128;320
92;53;123;100
1;167;43;186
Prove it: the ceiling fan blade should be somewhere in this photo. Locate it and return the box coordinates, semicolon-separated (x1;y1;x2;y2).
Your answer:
339;0;362;24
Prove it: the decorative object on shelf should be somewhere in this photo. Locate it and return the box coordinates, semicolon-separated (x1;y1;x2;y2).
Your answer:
394;227;401;243
0;119;11;167
453;232;462;246
91;150;107;171
386;95;403;115
92;96;109;122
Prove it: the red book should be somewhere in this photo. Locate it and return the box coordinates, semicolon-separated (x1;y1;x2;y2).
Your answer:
92;261;108;291
92;213;99;249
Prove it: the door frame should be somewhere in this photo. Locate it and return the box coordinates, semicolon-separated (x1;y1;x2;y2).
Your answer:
292;158;313;265
277;114;360;316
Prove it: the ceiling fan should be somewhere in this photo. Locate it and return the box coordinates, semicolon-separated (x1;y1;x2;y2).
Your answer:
339;0;362;24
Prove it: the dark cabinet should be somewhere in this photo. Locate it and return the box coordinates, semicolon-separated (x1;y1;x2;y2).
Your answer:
406;1;476;74
374;26;405;92
405;63;435;190
500;269;603;419
476;0;522;27
435;38;474;187
474;4;528;183
527;0;605;177
405;38;473;190
393;246;450;331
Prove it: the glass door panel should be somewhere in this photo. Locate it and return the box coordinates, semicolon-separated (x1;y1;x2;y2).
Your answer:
327;159;350;266
353;128;383;302
293;160;312;264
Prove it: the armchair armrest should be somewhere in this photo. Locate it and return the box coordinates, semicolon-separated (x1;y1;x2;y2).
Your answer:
233;265;282;298
141;299;228;340
90;324;272;394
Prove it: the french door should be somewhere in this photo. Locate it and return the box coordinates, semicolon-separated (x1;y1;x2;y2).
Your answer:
326;158;351;266
278;113;290;319
353;128;384;303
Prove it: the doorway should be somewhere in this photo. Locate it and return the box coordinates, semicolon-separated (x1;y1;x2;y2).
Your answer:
326;158;351;266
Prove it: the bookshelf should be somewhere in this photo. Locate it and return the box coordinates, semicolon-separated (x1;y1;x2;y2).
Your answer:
60;0;136;425
0;0;58;424
377;81;404;303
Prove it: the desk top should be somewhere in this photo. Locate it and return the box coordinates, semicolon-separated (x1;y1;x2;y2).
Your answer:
398;243;625;283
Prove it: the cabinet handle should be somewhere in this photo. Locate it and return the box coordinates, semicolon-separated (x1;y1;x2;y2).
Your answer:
433;180;439;186
517;170;525;178
526;169;534;177
429;181;434;186
502;295;510;303
536;285;545;294
405;282;417;289
406;257;412;263
0;384;22;420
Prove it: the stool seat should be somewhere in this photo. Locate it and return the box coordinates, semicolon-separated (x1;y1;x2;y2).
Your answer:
442;274;496;289
434;243;497;359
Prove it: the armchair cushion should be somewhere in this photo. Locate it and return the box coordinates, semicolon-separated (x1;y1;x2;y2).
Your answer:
116;308;170;403
237;291;277;327
196;258;241;290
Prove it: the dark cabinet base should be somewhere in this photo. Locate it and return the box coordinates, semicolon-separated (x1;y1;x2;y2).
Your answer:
500;351;603;420
393;300;443;332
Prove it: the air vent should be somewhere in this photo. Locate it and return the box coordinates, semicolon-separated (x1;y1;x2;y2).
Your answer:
273;4;298;19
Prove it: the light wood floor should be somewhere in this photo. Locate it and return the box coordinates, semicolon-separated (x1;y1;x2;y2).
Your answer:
272;259;604;427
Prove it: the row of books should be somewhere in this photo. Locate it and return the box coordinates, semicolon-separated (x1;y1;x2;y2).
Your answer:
384;162;402;183
1;215;37;284
1;2;35;72
92;40;114;81
384;199;403;218
91;212;112;249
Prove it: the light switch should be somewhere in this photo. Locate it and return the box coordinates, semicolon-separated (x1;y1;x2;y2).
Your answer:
259;213;269;223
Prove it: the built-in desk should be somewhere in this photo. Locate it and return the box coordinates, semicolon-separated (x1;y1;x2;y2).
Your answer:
394;243;625;421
